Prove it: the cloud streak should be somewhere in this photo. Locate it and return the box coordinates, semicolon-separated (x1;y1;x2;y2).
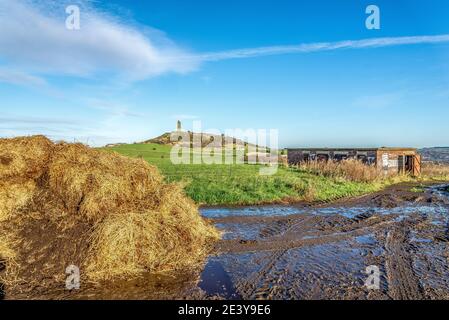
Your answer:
0;115;78;125
195;34;449;61
0;68;46;86
0;0;198;82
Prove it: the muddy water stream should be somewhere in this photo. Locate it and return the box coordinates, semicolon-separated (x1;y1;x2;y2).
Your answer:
197;184;449;300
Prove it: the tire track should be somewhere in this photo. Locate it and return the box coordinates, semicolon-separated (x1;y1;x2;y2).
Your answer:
385;222;424;300
217;217;395;255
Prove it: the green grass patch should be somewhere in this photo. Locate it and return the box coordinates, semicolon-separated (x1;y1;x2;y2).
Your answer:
104;143;402;206
410;186;425;193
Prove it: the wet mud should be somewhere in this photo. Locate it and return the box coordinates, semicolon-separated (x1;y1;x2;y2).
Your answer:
200;183;449;300
2;182;449;300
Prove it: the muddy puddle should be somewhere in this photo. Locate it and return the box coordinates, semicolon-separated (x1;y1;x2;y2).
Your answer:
196;183;449;300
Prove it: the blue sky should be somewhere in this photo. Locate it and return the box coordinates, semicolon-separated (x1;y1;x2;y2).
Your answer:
0;0;448;147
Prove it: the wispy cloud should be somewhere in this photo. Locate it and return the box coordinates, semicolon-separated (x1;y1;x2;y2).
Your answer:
0;115;78;125
195;34;449;62
0;68;46;86
86;99;145;118
0;0;198;81
0;113;151;146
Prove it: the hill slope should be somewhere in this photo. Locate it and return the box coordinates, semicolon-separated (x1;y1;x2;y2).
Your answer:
419;147;449;163
141;131;264;150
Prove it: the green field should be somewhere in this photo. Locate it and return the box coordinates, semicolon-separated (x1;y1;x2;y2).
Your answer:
104;143;393;206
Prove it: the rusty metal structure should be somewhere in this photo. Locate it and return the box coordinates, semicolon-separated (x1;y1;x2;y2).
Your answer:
287;147;421;176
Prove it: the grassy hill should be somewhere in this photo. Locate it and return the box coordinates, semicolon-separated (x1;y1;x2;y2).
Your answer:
419;147;449;163
142;130;265;151
104;143;400;206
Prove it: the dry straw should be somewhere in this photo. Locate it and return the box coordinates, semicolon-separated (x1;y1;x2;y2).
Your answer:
299;159;386;183
421;162;449;180
0;136;219;294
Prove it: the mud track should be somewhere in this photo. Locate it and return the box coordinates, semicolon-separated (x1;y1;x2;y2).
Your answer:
205;183;449;300
215;214;395;254
385;221;424;300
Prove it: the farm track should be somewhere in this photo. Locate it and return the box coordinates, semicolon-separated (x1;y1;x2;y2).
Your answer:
215;212;397;299
384;222;424;300
214;214;395;255
208;183;449;300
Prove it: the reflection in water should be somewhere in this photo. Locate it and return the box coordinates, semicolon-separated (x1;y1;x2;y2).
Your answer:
202;204;448;221
201;206;300;218
199;260;241;299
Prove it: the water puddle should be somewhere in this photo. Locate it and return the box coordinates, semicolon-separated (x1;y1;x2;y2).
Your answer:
198;259;241;299
216;222;268;240
355;234;377;245
201;205;300;218
202;202;449;221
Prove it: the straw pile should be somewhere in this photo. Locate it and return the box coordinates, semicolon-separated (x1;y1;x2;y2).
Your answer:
0;136;219;296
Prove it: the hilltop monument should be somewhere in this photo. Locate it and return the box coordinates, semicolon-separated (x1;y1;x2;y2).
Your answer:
176;120;182;132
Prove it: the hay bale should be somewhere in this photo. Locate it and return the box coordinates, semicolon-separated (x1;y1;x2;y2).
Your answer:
0;135;53;180
0;180;36;222
87;207;217;280
0;135;219;293
85;183;219;281
48;143;163;221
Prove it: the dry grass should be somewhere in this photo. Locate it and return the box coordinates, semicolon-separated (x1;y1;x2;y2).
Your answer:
298;159;386;183
0;135;53;180
0;135;219;293
0;233;19;286
0;180;35;222
421;162;449;180
87;184;218;281
48;143;163;221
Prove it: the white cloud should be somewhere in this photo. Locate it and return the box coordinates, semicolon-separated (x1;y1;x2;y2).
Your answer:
0;0;199;81
0;68;46;86
0;112;153;147
0;114;77;125
86;98;145;118
196;34;449;61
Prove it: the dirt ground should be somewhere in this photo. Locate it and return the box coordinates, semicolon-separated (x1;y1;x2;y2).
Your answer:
2;182;449;300
206;182;449;300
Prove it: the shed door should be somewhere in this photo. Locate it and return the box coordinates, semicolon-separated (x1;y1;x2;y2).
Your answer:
398;156;405;173
413;154;421;176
